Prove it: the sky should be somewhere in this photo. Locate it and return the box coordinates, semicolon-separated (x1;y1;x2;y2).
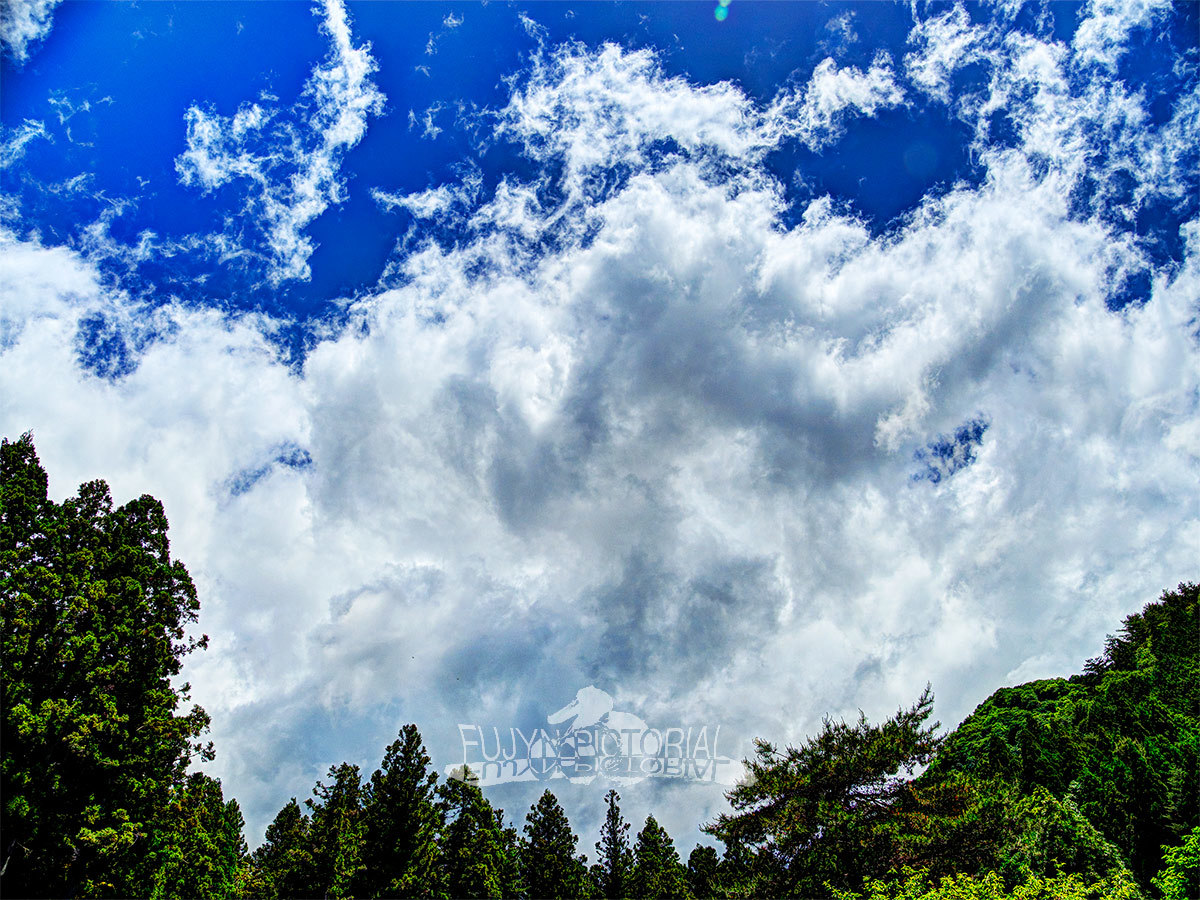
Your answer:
1;0;1198;853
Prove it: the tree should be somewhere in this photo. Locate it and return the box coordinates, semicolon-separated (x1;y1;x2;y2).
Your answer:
1;433;213;897
248;799;318;899
308;763;366;899
147;773;246;899
686;845;719;899
1153;827;1200;900
498;812;526;900
520;790;589;899
631;816;690;899
831;866;1142;900
357;724;444;898
439;769;510;899
593;789;634;899
704;686;941;896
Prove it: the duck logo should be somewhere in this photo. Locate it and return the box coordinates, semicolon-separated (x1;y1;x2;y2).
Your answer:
448;685;738;787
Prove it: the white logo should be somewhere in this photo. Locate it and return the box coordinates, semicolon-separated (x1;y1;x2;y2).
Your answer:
448;685;738;786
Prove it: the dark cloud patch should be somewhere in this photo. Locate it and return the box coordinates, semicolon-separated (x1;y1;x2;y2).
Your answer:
434;618;558;714
583;550;784;691
584;551;671;684
487;429;572;534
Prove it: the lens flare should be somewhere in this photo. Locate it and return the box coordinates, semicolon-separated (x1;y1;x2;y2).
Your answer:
714;5;729;21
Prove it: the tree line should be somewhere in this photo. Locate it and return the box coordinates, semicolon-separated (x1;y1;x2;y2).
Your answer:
2;433;1197;899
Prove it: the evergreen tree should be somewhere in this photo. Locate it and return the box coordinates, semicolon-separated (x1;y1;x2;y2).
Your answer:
1;434;214;897
308;763;366;899
593;789;634;899
248;799;317;899
705;686;941;896
147;773;246;899
439;769;509;899
631;816;690;899
520;790;589;899
357;724;444;898
497;810;526;899
685;845;719;899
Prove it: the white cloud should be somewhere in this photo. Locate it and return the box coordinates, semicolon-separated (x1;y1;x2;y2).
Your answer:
0;0;63;64
0;119;50;168
175;0;385;284
905;4;988;104
372;170;482;222
1072;0;1172;70
3;5;1198;851
499;42;904;213
764;53;906;149
499;43;761;200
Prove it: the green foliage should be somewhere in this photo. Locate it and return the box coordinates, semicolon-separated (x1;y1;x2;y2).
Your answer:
247;799;318;899
357;724;445;898
308;762;366;899
631;816;690;899
498;815;526;900
926;584;1199;884
1;433;214;897
686;845;720;898
1152;827;1200;900
832;866;1143;900
887;774;1137;889
705;686;942;896
439;769;512;899
520;790;589;899
148;773;247;900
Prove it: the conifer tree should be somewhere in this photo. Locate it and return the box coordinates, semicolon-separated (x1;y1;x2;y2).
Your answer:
148;773;246;900
1;434;214;897
631;816;690;899
308;763;366;899
249;799;318;898
498;810;526;899
686;845;719;899
439;769;509;899
705;686;941;896
520;790;589;899
593;789;634;899
357;724;444;898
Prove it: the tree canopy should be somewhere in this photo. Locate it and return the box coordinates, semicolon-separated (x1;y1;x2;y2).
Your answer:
1;433;213;897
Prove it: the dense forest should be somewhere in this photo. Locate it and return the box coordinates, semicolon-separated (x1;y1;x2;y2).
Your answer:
2;433;1197;899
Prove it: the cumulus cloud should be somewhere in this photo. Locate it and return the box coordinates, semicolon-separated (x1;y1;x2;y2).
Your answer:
175;0;385;284
0;0;63;64
2;2;1198;850
499;43;760;200
497;42;903;213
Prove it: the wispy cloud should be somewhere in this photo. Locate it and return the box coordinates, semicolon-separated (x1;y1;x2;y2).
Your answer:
175;0;385;284
764;53;905;149
0;119;50;168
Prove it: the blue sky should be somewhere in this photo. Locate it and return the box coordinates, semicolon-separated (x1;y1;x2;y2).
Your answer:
2;0;1198;850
